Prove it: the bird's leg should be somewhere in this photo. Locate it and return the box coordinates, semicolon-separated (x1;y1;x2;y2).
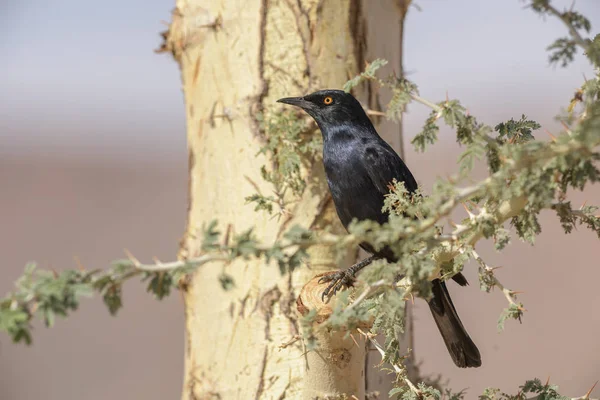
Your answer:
318;255;378;301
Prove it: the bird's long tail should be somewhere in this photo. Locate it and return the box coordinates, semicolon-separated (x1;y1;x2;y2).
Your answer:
427;279;481;368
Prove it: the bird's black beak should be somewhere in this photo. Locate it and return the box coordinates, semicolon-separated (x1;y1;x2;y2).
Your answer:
277;96;312;110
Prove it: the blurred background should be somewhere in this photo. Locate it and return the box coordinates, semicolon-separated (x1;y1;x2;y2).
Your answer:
1;1;598;399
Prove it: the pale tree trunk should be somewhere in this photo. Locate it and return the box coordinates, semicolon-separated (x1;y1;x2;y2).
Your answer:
158;1;410;398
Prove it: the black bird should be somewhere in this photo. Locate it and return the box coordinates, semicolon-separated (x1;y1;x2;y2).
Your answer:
277;89;481;368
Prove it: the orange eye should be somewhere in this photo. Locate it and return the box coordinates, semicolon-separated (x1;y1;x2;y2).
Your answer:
323;96;333;105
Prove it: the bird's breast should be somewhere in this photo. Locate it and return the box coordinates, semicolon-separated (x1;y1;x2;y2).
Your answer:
322;144;388;229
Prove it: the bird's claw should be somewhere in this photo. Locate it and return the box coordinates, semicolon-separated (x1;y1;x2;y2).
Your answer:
319;270;356;302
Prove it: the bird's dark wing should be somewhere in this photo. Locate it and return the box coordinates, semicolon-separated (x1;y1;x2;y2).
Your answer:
360;142;469;286
360;142;418;196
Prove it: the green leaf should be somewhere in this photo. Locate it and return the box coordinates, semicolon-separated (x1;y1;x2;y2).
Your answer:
497;303;524;332
103;285;123;315
411;110;440;152
218;273;235;291
244;194;275;214
547;37;578;67
494;115;540;143
201;220;221;252
343;58;388;92
145;272;174;300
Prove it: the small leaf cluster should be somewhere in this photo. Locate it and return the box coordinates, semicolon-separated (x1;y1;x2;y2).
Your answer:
387;376;581;399
497;303;524;332
389;382;441;400
246;110;321;215
385;77;419;122
480;378;570;400
0;259;202;344
412;110;440;153
527;0;599;68
198;221;313;280
553;202;600;237
0;263;95;344
342;58;418;124
343;58;389;92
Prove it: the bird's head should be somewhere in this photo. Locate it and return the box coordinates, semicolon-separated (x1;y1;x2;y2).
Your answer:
277;89;372;134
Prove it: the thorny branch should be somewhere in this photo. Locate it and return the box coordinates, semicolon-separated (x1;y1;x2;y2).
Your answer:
535;1;592;51
357;328;422;398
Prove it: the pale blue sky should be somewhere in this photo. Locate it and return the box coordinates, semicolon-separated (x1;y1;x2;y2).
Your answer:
0;0;598;161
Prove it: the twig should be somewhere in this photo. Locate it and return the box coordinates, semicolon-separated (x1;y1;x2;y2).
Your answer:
542;2;592;51
409;92;499;146
521;379;598;400
129;253;229;272
346;279;390;312
410;93;442;113
365;109;386;117
357;328;422;397
278;335;301;350
552;202;598;219
471;249;524;312
573;380;598;400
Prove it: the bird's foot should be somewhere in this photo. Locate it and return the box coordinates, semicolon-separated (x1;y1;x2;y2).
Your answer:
318;269;356;301
317;255;378;301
